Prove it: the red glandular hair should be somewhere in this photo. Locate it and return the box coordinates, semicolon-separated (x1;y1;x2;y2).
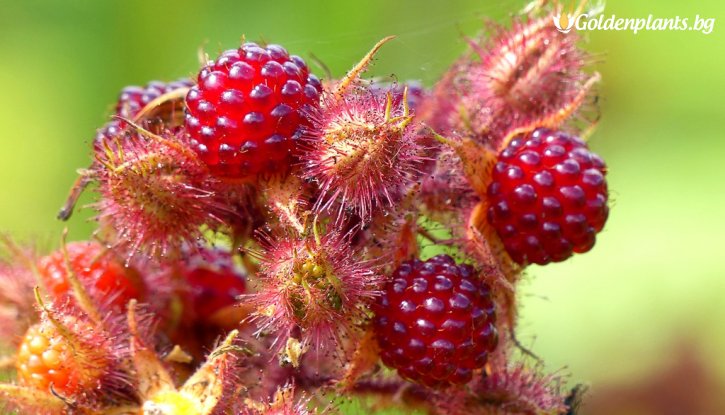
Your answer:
93;129;228;258
302;88;426;222
249;228;381;353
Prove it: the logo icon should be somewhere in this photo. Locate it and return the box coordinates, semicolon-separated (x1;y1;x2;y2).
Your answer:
553;12;577;33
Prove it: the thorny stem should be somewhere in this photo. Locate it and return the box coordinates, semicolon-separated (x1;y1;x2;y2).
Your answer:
334;36;396;99
57;170;94;221
417;228;441;244
508;326;543;364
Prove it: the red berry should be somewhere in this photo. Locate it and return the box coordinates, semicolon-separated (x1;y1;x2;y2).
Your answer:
184;42;322;179
487;128;609;265
37;241;142;310
374;255;497;387
181;248;247;321
94;78;193;147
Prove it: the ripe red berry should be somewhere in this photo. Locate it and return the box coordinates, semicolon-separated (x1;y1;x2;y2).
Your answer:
374;255;497;387
95;78;193;146
37;241;142;310
181;248;247;321
185;42;322;179
486;128;609;265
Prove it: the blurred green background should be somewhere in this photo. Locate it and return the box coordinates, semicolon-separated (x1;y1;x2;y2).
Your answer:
1;0;724;413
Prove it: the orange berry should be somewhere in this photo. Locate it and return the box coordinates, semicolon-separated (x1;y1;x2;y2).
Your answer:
16;323;91;396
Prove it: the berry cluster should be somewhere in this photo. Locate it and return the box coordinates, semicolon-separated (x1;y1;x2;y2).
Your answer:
0;3;610;415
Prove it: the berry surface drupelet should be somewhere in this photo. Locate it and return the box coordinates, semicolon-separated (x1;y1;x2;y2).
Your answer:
374;255;498;387
487;128;609;265
185;42;322;179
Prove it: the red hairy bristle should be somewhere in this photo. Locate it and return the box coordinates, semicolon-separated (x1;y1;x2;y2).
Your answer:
430;12;597;149
303;88;425;221
13;300;133;407
93;129;228;258
249;228;381;353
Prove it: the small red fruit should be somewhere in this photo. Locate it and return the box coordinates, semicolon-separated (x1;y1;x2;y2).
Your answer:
185;42;322;179
374;255;497;387
487;128;609;265
37;241;142;310
181;248;247;321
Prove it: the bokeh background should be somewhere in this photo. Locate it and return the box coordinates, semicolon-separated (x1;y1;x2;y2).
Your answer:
1;0;724;413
